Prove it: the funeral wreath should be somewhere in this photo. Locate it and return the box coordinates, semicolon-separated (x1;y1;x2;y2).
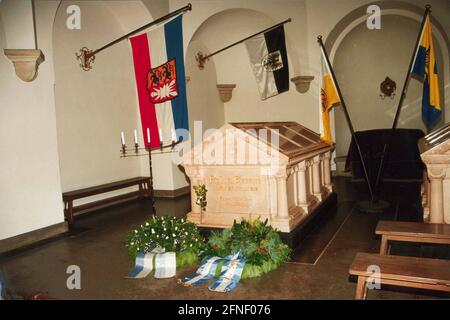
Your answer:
126;215;203;267
202;219;291;279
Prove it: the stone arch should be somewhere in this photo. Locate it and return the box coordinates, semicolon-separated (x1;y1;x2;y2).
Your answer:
51;1;159;193
322;1;449;158
325;1;449;83
185;7;301;126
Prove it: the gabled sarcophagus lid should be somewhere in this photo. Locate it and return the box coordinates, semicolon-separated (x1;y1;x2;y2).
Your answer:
180;121;333;168
230;122;333;165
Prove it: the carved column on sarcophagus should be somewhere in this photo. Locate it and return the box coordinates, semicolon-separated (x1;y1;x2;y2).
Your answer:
312;155;322;201
269;176;278;218
307;159;313;199
276;173;289;218
297;161;308;206
292;167;299;206
323;151;333;192
428;166;446;224
422;169;430;221
320;154;325;187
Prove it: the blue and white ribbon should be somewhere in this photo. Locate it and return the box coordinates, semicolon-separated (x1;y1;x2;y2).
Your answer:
127;247;176;279
154;252;176;279
177;256;223;287
208;253;246;293
178;252;246;293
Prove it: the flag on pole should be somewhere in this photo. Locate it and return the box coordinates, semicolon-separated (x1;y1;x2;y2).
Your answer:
130;15;188;149
411;15;441;129
245;25;289;100
319;47;341;144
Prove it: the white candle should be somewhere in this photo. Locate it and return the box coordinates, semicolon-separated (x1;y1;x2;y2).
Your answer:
134;129;138;144
159;129;163;142
172;128;176;142
147;128;150;144
121;131;125;146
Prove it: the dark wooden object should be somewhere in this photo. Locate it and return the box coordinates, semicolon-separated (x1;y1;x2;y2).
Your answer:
376;220;450;255
349;252;450;299
62;177;150;228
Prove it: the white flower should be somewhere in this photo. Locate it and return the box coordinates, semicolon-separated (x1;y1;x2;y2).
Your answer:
156;235;159;238
181;218;184;222
134;230;138;234
172;233;176;237
166;236;169;239
189;244;193;247
164;228;167;231
151;228;155;234
175;227;178;231
145;222;149;226
130;242;134;246
185;232;188;235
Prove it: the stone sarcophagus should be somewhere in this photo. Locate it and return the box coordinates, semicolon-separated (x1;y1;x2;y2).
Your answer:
180;122;335;232
419;122;450;224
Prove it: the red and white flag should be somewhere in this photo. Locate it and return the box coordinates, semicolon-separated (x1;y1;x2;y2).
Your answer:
130;15;188;149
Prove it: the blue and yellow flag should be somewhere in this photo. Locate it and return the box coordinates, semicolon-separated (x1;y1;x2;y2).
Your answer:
411;16;441;129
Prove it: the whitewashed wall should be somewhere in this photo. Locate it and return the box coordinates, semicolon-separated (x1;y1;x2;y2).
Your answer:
0;0;64;240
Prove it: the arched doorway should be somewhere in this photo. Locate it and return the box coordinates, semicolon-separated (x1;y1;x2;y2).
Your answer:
325;2;449;160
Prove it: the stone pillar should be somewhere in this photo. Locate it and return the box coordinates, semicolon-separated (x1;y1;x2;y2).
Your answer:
323;152;332;187
269;176;278;217
312;155;322;196
276;175;289;218
425;171;431;218
292;168;298;205
297;161;308;205
307;160;313;196
428;167;446;224
320;155;325;186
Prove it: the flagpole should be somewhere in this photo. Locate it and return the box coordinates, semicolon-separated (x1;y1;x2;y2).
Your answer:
373;5;431;197
317;36;375;201
196;18;292;69
76;3;193;70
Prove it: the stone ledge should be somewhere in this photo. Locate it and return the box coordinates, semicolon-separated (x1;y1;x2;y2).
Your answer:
290;75;314;93
4;49;45;82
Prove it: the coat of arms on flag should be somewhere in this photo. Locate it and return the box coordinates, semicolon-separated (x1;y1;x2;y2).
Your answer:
319;47;341;144
147;59;179;104
130;15;189;149
245;25;289;100
411;15;441;129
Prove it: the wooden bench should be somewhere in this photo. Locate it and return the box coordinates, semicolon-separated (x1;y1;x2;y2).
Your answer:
376;220;450;255
62;177;151;228
349;252;450;299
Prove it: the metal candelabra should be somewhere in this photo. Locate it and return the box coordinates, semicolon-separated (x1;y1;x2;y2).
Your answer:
120;139;181;215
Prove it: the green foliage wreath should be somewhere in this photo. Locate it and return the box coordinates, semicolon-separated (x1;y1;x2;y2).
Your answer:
201;219;291;279
126;215;203;267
